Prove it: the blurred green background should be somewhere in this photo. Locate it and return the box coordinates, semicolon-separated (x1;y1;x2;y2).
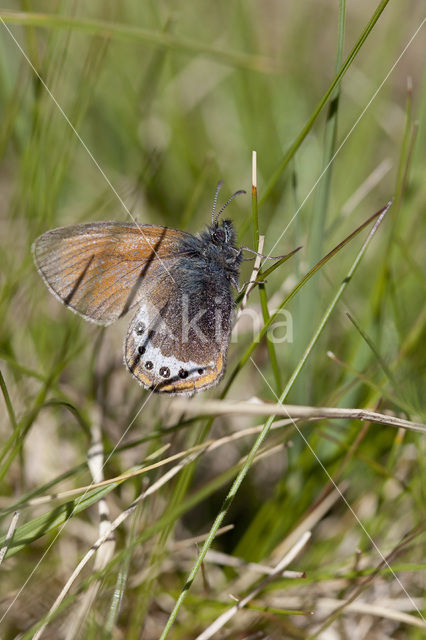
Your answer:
0;1;425;638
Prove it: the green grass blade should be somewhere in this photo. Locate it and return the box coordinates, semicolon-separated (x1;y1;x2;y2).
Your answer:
0;486;115;559
159;203;391;638
223;203;392;397
260;0;391;202
251;153;282;392
0;368;17;431
0;11;282;74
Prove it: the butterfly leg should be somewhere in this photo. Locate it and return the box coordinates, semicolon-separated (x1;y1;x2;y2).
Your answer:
231;276;266;293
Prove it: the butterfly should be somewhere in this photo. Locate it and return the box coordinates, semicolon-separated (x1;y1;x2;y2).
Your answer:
32;182;267;396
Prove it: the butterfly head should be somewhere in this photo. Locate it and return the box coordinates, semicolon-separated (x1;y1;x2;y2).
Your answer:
202;218;240;271
210;218;236;247
205;181;245;277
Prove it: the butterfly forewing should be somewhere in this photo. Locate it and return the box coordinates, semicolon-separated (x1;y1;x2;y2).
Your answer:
32;222;187;324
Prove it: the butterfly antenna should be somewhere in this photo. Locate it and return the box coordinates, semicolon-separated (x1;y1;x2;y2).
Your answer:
211;180;224;224
214;189;246;224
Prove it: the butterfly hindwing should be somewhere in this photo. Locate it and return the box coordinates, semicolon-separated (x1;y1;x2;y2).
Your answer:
124;254;234;394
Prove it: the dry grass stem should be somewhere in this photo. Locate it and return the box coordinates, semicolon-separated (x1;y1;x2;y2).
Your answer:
171;399;425;433
341;158;393;216
0;512;19;566
237;235;264;316
31;451;202;640
271;483;347;561
194;531;311;640
315;598;426;630
30;438;286;637
202;549;304;579
17;420;293;508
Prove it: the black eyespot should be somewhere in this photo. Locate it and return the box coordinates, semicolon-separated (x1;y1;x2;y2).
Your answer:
135;322;144;335
179;369;188;379
197;368;204;375
145;361;153;370
138;346;146;355
159;366;170;378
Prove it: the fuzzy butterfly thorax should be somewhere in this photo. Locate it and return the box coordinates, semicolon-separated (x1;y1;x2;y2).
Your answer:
175;219;242;290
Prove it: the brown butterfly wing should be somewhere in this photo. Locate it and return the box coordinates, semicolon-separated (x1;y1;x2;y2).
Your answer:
124;258;234;394
32;222;188;324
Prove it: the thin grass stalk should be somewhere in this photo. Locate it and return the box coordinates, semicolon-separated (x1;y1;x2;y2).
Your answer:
105;505;140;639
260;0;391;202
309;0;345;267
251;151;282;391
345;313;399;396
328;351;416;417
0;12;282;74
17;442;282;639
277;205;390;402
369;80;415;347
309;523;426;638
158;203;390;639
223;203;391;397
0;334;74;480
0;369;17;431
294;0;345;402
